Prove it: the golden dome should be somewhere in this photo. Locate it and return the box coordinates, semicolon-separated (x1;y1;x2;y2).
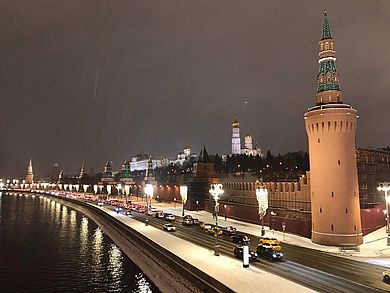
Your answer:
232;118;240;128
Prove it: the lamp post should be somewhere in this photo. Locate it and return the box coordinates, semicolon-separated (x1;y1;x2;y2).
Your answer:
144;184;154;226
377;182;390;246
209;183;224;256
106;185;112;200
173;197;177;208
196;200;199;212
180;185;188;217
256;184;268;236
116;184;122;200
224;204;227;221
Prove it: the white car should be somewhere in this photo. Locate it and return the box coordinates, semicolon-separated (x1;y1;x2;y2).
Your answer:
165;214;176;222
163;224;176;232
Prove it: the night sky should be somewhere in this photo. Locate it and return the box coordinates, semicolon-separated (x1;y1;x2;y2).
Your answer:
1;1;389;177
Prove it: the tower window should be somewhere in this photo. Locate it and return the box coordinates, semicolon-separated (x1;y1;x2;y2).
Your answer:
325;43;329;50
331;192;334;197
346;208;348;214
320;207;322;213
321;43;324;50
331;224;334;231
318;138;320;143
331;42;334;50
338;160;341;165
354;225;357;231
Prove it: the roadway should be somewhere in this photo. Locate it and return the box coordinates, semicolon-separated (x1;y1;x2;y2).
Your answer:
117;207;389;293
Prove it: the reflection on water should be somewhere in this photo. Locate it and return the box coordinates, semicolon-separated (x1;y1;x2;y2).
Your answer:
0;192;160;293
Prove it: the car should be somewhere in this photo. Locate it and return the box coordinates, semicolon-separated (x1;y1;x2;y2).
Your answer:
97;202;104;207
383;271;390;283
164;213;176;222
231;234;251;245
222;226;237;235
207;227;223;236
155;212;165;219
192;218;200;225
233;246;257;262
182;217;194;226
145;209;154;216
259;237;280;245
125;209;132;215
261;242;282;251
257;244;283;261
200;222;213;230
163;224;176;232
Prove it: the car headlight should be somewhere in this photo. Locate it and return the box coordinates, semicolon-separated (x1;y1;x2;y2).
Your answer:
279;253;283;257
272;254;277;258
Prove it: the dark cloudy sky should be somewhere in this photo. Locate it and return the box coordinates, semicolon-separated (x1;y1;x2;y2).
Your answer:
1;0;389;177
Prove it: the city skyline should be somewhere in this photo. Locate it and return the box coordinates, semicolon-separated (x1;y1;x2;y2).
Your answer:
1;1;390;176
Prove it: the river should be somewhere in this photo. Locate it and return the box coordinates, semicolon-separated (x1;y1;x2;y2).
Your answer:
0;191;160;293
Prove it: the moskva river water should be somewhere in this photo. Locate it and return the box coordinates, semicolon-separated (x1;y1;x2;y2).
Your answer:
0;192;160;293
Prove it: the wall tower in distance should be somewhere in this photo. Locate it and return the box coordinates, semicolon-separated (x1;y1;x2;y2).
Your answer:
304;10;363;246
25;158;34;184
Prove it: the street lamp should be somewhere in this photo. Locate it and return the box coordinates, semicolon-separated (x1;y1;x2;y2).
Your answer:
144;184;154;226
116;184;122;199
180;185;188;217
106;185;112;200
173;197;177;208
256;184;268;236
377;182;390;246
224;204;227;221
209;183;224;256
196;200;199;212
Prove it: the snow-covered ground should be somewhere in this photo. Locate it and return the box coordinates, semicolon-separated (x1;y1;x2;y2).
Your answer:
95;195;390;292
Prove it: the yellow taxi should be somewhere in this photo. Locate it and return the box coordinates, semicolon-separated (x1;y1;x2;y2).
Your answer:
259;242;282;251
259;237;281;245
207;227;222;236
383;271;390;283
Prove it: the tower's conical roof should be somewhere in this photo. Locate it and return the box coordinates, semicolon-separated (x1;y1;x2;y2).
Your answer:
197;146;211;163
27;158;33;175
315;9;342;103
321;10;332;40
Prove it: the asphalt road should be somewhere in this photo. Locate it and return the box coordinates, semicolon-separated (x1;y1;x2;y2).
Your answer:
123;208;390;293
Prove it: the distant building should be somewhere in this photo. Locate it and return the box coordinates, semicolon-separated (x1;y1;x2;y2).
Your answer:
231;118;241;154
25;158;34;184
230;118;262;156
78;163;86;181
101;161;115;183
130;152;169;172
175;145;197;165
120;160;135;184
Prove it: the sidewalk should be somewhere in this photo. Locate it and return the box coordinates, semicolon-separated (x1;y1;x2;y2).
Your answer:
127;197;390;267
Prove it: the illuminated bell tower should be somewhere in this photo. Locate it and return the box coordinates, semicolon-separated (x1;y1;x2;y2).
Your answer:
231;118;241;154
25;158;34;184
304;10;362;246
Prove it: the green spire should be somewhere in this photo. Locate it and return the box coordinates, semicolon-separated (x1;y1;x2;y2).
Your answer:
321;10;332;40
